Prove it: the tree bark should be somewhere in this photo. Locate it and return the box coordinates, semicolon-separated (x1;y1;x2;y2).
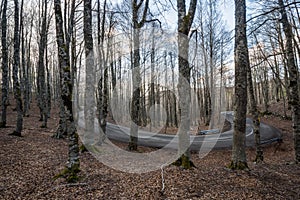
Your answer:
0;0;8;128
278;0;300;163
83;0;98;147
55;0;76;139
37;0;49;128
177;0;197;169
54;0;80;182
247;55;263;163
11;0;23;136
128;0;150;151
230;0;248;170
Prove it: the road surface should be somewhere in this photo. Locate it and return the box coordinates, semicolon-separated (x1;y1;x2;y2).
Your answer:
105;113;282;151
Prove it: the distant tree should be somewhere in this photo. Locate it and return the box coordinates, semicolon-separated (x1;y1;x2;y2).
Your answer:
247;46;263;163
230;0;249;170
176;0;197;169
97;0;108;136
20;0;31;117
0;0;8;128
37;0;49;128
54;0;80;182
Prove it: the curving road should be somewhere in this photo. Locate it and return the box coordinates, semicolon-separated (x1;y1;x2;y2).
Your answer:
105;113;282;151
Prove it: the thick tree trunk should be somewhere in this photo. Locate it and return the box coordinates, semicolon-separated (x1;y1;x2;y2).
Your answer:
54;0;80;182
176;0;197;169
83;0;96;147
0;0;8;128
56;0;76;138
230;0;248;170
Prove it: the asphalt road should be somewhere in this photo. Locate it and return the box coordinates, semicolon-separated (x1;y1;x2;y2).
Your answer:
105;114;282;151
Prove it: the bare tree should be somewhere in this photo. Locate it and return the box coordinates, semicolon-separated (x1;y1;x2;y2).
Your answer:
55;0;76;139
230;0;249;170
176;0;197;169
37;0;49;128
0;0;8;128
128;0;150;151
247;48;263;163
10;0;23;137
54;0;80;182
278;0;300;163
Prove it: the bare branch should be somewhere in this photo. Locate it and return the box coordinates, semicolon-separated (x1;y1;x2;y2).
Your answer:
247;1;300;23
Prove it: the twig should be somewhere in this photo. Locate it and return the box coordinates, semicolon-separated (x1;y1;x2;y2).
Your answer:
160;164;166;193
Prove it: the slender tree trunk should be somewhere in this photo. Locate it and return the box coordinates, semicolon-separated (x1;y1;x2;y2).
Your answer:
129;27;141;151
37;0;48;128
22;1;33;117
128;0;150;151
149;25;156;130
279;0;300;163
170;52;178;127
247;57;263;163
230;0;248;170
0;0;8;128
11;0;23;136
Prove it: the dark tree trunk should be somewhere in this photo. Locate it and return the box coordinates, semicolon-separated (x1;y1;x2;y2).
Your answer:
54;0;80;182
37;0;49;128
128;0;150;151
55;0;76;139
21;0;32;117
11;0;23;136
0;0;8;128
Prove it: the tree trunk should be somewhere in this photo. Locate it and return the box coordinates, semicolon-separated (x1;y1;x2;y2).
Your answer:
129;27;141;151
170;52;178;128
0;0;8;128
54;0;80;182
55;0;76;138
279;0;300;163
230;0;248;170
11;0;23;137
83;0;97;146
247;56;263;163
128;0;150;151
176;0;197;169
37;0;48;128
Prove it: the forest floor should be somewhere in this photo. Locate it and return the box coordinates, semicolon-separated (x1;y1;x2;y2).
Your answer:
0;99;300;199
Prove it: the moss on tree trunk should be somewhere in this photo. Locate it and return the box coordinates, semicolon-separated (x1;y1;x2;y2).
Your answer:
228;161;249;170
